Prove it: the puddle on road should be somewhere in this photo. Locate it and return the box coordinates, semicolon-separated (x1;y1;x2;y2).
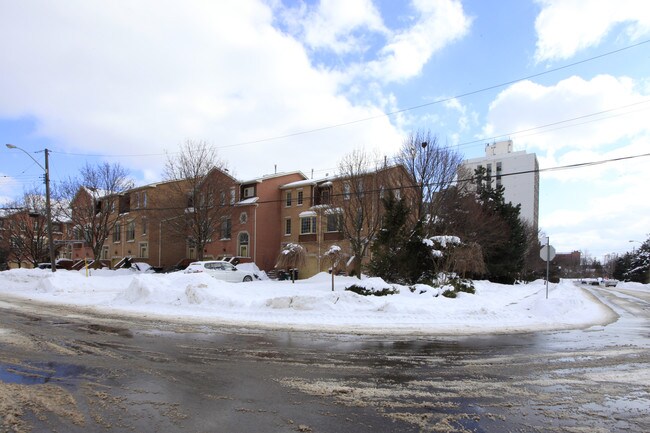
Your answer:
0;361;95;385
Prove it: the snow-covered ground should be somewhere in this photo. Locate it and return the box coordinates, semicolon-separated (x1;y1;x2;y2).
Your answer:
1;266;642;335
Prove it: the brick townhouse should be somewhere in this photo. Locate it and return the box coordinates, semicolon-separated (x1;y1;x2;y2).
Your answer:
13;164;412;278
0;206;72;268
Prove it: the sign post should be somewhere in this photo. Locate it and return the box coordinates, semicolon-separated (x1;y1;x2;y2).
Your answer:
540;238;556;299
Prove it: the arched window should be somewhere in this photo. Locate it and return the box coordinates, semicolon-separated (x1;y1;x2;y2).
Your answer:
238;232;249;257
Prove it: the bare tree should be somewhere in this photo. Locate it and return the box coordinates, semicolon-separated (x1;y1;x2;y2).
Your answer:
396;130;463;235
446;242;487;279
3;189;53;267
56;162;133;262
161;140;234;261
333;149;386;278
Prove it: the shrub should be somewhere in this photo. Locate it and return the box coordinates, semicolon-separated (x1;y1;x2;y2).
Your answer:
432;274;475;296
345;284;399;297
441;289;457;298
449;277;475;294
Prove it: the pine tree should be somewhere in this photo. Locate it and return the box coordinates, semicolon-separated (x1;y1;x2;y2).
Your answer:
367;192;434;284
475;167;527;283
367;191;410;282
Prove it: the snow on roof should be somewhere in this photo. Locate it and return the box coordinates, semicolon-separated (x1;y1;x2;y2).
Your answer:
281;179;317;189
240;171;307;185
299;210;317;217
237;197;259;206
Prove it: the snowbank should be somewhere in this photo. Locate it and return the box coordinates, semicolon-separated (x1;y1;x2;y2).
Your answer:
0;269;622;335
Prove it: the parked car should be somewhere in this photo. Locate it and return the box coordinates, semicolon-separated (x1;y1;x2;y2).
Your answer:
184;260;255;282
579;278;618;287
37;259;74;270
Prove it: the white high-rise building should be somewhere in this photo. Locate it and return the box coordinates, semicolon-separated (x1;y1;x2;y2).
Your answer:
462;140;539;230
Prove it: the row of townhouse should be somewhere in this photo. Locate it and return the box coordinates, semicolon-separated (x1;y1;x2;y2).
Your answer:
55;163;414;278
0;206;74;269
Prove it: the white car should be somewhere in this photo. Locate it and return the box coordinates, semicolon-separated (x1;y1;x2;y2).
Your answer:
184;260;255;282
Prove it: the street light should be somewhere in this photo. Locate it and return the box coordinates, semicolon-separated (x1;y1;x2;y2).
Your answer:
6;144;56;272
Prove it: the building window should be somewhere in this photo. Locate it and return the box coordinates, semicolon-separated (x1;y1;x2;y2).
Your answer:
496;162;503;188
242;186;255;198
343;183;350;200
134;192;139;209
126;220;136;241
142;218;148;235
321;188;330;204
285;218;291;235
286;191;292;207
357;180;364;197
239;212;248;224
238;232;249;257
230;187;236;205
142;191;147;208
300;216;316;234
220;218;232;239
101;246;109;260
220;190;226;206
297;190;303;206
113;222;121;242
326;214;342;232
139;242;148;258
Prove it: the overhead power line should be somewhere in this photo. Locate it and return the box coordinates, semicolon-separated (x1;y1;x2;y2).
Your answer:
8;151;638;212
48;38;650;159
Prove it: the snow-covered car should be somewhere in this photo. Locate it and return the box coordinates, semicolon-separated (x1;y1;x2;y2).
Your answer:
184;260;255;282
603;279;618;287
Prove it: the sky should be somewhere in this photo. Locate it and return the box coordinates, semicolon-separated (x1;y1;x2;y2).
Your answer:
0;266;626;334
1;0;649;261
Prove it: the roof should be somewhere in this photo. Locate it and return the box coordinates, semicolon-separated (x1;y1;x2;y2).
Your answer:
236;197;259;206
280;179;317;189
240;171;307;185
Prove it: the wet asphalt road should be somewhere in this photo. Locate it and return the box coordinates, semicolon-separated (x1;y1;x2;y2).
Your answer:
0;283;648;433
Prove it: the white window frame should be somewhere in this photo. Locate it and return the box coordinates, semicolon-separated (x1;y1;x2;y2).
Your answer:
300;216;317;235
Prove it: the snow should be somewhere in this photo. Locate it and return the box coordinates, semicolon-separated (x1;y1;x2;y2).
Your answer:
0;268;634;335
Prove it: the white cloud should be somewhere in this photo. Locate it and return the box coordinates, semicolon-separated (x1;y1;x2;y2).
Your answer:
534;0;650;62
484;73;650;259
539;136;650;258
483;74;650;160
443;98;470;131
364;0;471;82
282;0;387;54
0;0;405;183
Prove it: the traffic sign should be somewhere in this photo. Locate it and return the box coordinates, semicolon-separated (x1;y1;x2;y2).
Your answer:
540;245;556;262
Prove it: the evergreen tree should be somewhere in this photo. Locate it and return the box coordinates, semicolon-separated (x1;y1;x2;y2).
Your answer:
399;220;436;284
367;191;410;282
613;252;633;281
617;237;650;283
367;192;433;284
475;167;527;283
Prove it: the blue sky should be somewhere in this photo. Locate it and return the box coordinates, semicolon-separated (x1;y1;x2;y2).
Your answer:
1;0;649;261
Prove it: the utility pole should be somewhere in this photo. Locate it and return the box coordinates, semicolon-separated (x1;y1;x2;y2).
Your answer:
6;144;56;272
44;149;56;272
